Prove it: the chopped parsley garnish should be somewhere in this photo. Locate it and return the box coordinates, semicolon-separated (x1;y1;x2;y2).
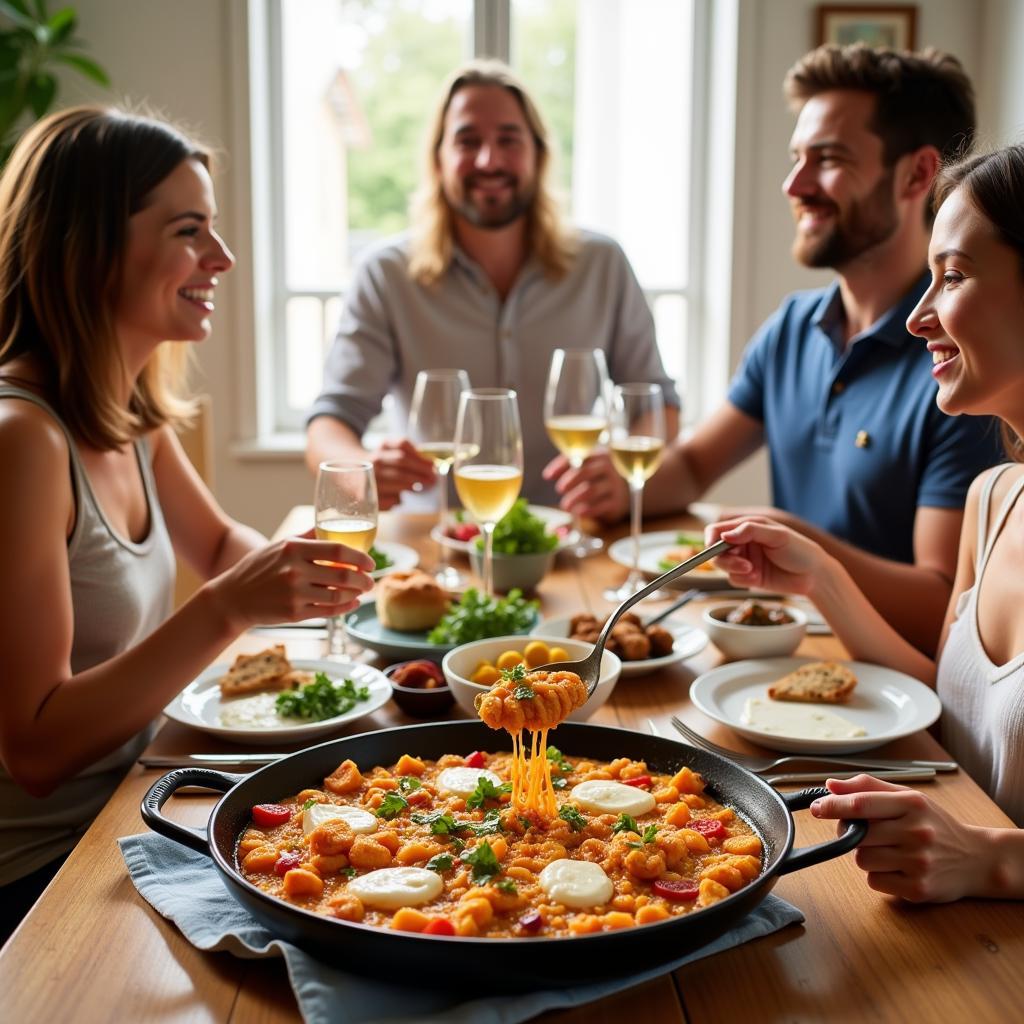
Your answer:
558;804;588;832
546;746;573;772
411;810;460;835
611;813;639;835
459;840;502;882
502;663;527;683
493;878;517;895
628;823;660;849
274;673;369;722
369;545;393;572
341;866;357;878
513;683;536;700
465;777;512;810
426;853;454;873
398;776;422;793
462;808;504;836
375;793;409;820
517;816;533;831
302;798;318;811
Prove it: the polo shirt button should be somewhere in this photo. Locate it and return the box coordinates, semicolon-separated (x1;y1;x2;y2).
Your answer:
832;381;845;395
855;430;871;449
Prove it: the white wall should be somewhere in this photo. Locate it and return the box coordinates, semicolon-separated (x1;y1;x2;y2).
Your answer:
62;0;1016;532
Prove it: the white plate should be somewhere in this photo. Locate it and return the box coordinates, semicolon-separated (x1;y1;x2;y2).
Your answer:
689;656;941;754
371;541;419;579
534;615;708;677
607;530;731;588
432;504;576;554
164;659;392;743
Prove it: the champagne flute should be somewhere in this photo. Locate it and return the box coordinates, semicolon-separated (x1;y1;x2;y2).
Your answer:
544;348;610;557
408;368;471;589
603;383;666;602
453;389;524;598
315;461;378;659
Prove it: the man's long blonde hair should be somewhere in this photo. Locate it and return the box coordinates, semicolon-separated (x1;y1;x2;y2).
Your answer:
408;60;578;286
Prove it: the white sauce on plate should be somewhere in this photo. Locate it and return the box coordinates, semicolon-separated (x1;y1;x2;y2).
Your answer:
742;698;867;739
217;693;305;730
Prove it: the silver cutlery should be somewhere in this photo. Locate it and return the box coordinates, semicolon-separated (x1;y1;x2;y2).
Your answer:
139;753;287;769
643;588;701;629
763;768;936;786
669;715;958;773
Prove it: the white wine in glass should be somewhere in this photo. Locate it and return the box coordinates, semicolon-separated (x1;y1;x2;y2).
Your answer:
603;384;666;602
408;368;471;589
314;461;378;659
453;389;523;597
543;348;610;556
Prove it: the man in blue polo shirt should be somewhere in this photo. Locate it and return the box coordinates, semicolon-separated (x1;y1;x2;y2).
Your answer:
545;45;1002;654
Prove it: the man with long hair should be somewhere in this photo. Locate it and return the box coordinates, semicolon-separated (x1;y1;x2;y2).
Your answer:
306;60;678;508
550;45;1002;655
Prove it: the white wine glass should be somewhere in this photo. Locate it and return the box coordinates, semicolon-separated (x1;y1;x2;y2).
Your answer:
314;460;378;659
544;348;610;557
408;368;471;589
453;389;523;598
603;383;666;602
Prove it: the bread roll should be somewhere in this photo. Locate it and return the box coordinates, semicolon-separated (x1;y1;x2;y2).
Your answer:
376;571;449;632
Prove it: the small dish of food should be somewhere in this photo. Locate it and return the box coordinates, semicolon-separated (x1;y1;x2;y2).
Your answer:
384;659;454;718
701;601;807;660
607;530;730;589
442;635;621;720
432;502;577;555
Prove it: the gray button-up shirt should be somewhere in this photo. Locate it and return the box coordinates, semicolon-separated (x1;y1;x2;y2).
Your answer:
308;229;679;504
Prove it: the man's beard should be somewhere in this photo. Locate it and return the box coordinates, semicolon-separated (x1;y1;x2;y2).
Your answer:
449;173;534;230
792;168;898;269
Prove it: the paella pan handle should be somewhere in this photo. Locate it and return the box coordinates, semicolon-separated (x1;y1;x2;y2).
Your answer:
777;786;868;876
141;768;243;856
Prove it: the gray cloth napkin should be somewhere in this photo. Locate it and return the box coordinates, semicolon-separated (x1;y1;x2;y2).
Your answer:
119;832;803;1024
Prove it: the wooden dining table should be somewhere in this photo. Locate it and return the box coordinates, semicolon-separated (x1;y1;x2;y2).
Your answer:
2;508;1021;1023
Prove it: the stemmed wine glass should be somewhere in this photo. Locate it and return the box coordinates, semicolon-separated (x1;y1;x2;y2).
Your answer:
314;461;378;659
408;368;471;589
603;383;666;602
544;348;610;557
453;389;523;597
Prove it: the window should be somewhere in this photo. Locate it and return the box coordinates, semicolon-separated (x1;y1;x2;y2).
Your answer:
253;0;705;435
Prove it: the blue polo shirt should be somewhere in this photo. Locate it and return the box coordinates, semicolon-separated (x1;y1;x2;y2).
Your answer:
728;273;1003;564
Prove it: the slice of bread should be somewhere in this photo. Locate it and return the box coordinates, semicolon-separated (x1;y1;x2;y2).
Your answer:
219;645;293;697
767;661;857;704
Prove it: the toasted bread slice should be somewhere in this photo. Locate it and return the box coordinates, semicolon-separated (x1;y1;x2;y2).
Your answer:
219;645;293;698
767;661;857;704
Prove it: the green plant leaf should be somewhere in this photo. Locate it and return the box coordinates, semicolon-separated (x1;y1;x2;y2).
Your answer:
46;6;74;45
55;50;108;85
0;1;38;32
26;70;54;117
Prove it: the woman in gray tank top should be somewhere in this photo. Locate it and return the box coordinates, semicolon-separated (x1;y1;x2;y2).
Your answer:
0;108;375;940
703;145;1024;905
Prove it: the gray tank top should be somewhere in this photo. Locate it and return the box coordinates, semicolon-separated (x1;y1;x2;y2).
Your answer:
0;385;175;884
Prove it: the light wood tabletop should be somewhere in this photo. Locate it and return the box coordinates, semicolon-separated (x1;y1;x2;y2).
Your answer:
1;509;1021;1023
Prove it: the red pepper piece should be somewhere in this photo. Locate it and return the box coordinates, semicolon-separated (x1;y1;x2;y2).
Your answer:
464;750;486;769
252;803;292;828
518;911;543;933
273;851;304;876
622;775;652;788
652;879;699;902
423;917;456;936
691;817;726;839
452;524;480;542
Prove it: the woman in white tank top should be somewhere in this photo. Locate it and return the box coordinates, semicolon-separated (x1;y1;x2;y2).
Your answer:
707;145;1024;904
0;108;375;937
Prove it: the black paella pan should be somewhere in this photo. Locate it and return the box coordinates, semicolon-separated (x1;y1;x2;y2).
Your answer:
142;720;865;991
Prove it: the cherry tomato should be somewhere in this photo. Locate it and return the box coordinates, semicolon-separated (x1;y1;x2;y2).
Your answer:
423;917;456;936
274;851;304;876
251;803;292;828
691;817;726;839
652;880;699;902
621;775;652;788
464;751;486;769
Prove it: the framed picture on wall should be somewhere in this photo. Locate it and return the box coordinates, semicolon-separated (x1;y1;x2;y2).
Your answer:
816;5;918;50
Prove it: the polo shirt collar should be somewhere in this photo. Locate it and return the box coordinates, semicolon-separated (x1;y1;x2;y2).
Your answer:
813;270;930;350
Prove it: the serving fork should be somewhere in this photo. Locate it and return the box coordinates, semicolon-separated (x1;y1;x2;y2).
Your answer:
669;715;958;773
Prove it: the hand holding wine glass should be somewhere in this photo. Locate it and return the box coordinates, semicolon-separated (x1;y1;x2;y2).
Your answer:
408;368;471;589
315;461;379;659
453;389;523;597
603;383;667;601
544;348;610;556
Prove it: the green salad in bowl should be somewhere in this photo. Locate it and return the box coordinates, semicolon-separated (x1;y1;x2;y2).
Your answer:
469;500;559;591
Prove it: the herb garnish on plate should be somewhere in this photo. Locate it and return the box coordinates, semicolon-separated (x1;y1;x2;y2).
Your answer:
274;672;370;722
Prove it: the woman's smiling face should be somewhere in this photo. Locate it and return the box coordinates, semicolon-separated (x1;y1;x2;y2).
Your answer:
907;187;1024;423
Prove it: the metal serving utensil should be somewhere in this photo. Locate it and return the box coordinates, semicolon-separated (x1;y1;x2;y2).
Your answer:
540;540;730;699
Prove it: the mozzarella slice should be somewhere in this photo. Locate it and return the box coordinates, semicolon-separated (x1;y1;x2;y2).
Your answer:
538;860;613;909
347;867;443;909
302;802;378;836
570;780;656;817
436;766;503;798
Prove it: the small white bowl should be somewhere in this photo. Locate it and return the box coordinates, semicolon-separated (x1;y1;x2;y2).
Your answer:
701;603;807;660
442;635;621;721
468;548;556;593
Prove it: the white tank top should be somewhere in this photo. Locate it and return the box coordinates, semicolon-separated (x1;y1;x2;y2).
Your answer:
936;463;1024;826
0;386;175;883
